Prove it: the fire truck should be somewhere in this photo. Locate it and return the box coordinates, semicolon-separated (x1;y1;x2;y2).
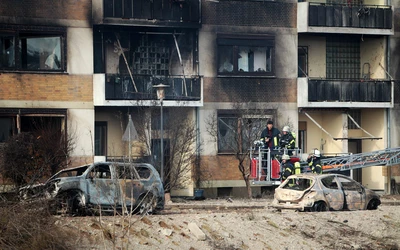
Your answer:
250;144;400;186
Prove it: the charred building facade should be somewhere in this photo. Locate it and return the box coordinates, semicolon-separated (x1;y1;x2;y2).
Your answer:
0;0;94;182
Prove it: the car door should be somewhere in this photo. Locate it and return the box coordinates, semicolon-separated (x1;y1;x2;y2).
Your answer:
115;164;143;208
86;163;119;206
320;175;345;210
337;176;366;210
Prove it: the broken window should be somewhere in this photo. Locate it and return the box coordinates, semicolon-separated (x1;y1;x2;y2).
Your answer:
0;28;65;71
132;34;171;76
101;31;194;76
20;35;62;70
0;35;15;68
217;35;274;76
217;113;272;153
282;177;313;191
0;117;14;142
321;175;339;190
90;165;112;179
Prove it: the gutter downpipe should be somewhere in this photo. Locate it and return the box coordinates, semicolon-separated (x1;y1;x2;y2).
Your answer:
386;0;392;194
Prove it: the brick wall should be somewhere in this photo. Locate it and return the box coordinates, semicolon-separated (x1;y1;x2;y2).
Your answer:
200;155;249;181
202;0;296;28
0;0;91;21
203;77;297;103
0;73;93;102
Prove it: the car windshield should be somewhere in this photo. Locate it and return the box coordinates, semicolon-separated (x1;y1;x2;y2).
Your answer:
281;177;314;191
49;165;89;180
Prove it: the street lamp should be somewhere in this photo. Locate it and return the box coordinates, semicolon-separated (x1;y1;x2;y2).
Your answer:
153;84;169;185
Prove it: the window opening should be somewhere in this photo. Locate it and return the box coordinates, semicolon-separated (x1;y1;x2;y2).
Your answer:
217;36;274;76
326;36;360;79
217;113;272;153
0;36;15;68
347;110;361;129
298;46;308;77
95;122;107;156
0;117;14;142
20;35;62;70
133;34;170;76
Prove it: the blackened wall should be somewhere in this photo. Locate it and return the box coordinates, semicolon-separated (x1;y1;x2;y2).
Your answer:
0;0;91;21
202;0;296;28
203;77;296;103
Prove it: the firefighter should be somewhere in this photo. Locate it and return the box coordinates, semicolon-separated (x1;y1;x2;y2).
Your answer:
307;149;323;174
279;126;296;153
260;120;280;150
281;154;294;180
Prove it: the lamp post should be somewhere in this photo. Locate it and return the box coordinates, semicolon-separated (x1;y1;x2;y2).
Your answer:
153;84;169;185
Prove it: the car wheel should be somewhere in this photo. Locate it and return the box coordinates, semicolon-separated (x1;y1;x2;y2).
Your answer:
138;193;157;215
52;192;85;216
311;201;327;212
367;199;380;210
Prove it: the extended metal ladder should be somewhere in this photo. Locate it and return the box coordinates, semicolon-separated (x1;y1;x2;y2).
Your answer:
322;147;400;172
250;147;302;186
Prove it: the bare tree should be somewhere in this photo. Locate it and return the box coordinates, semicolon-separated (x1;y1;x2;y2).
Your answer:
206;103;275;198
1;118;75;187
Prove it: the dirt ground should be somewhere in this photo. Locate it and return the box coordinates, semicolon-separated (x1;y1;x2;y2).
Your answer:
55;196;400;250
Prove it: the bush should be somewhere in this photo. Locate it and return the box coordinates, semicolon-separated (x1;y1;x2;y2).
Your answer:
0;199;76;250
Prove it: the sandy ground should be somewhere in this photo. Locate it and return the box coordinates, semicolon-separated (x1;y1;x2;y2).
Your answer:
55;197;400;250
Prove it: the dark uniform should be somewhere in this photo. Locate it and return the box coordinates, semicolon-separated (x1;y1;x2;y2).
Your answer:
260;127;280;149
308;156;322;174
281;161;294;180
280;132;296;149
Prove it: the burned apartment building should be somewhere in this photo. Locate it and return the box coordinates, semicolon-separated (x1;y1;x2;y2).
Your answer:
197;0;298;197
0;0;94;185
1;0;400;196
297;0;396;193
92;0;202;196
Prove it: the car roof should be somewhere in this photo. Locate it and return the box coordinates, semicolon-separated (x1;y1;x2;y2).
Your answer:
288;173;350;179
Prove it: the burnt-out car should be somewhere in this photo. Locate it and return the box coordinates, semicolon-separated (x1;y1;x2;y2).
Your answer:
272;173;381;212
19;162;164;215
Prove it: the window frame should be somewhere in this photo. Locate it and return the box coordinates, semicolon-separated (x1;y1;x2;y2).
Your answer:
0;27;66;72
217;34;275;77
217;111;273;154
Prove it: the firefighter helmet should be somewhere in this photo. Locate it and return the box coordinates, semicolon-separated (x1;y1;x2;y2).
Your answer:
282;154;290;160
313;149;321;157
282;126;290;132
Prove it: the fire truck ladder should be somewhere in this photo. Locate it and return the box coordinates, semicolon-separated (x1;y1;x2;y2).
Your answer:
322;147;400;172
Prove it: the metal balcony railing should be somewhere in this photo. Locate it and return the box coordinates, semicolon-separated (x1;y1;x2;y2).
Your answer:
103;0;200;23
308;79;391;102
105;74;201;101
308;3;392;29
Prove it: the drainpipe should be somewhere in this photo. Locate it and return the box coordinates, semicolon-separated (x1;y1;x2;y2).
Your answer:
195;107;201;189
386;0;392;194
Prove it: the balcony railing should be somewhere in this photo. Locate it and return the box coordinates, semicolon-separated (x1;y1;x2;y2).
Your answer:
103;0;200;23
308;3;392;29
308;79;391;103
105;74;201;101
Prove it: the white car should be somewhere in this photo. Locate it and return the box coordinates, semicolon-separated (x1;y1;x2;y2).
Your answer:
272;173;381;212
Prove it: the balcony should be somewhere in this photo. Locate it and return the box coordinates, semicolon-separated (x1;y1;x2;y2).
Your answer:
93;0;201;28
297;78;393;108
94;74;202;106
298;2;393;35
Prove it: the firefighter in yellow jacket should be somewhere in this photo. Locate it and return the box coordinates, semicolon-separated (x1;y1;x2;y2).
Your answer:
307;149;323;174
281;154;294;180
